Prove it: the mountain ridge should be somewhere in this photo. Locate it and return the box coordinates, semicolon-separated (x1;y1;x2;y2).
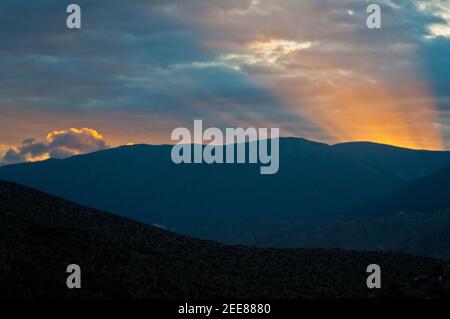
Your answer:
1;137;450;244
254;161;450;259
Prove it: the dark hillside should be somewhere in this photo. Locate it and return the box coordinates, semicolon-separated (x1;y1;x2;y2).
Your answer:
1;180;449;299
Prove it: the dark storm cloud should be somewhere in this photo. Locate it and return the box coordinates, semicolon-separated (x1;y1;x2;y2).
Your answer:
0;0;293;128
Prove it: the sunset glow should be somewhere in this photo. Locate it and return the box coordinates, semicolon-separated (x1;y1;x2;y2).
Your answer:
1;0;450;163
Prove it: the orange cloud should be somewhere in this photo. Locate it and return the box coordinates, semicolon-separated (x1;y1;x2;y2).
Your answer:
1;128;108;165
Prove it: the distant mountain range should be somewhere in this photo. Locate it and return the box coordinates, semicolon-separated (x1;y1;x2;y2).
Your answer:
1;179;449;299
1;137;450;255
268;162;450;259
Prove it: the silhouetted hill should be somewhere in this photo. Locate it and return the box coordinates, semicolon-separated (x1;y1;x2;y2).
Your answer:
1;179;449;299
258;163;450;259
351;162;450;217
1;138;449;244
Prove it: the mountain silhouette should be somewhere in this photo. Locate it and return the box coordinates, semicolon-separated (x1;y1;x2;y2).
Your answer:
350;161;450;217
0;137;449;244
261;162;450;259
1;179;449;299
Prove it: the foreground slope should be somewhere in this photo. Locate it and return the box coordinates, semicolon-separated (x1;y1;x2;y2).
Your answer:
1;180;449;299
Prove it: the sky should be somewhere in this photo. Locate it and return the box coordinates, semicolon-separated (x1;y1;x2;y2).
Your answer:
1;0;450;163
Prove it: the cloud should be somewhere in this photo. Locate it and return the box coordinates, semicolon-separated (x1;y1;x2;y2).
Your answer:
417;0;450;38
0;0;450;149
1;128;108;165
435;122;450;131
